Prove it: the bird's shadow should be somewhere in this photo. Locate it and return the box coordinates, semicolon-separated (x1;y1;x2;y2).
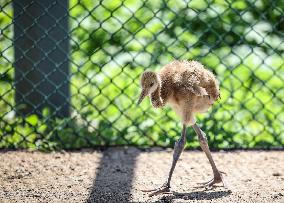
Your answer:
159;189;232;202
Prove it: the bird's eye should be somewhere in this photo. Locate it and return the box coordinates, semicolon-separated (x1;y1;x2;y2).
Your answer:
150;82;154;87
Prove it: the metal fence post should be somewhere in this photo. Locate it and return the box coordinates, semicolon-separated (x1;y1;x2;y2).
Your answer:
13;0;70;117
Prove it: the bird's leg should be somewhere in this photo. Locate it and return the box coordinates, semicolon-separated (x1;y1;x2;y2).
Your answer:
192;124;227;189
142;124;187;196
167;124;187;186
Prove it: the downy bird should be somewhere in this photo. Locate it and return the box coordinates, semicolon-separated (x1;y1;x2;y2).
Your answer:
138;60;226;196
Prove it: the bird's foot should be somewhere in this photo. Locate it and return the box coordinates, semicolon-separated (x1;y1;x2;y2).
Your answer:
195;171;227;189
141;182;172;197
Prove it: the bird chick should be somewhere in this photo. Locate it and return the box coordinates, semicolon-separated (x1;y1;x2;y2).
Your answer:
138;60;226;196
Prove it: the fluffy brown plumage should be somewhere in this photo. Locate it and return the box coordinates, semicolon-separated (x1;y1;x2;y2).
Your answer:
138;60;226;195
138;60;220;125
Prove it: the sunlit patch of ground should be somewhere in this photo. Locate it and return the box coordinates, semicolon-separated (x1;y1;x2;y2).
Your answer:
0;148;283;202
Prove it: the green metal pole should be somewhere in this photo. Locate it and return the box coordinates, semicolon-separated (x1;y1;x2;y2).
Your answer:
13;0;70;117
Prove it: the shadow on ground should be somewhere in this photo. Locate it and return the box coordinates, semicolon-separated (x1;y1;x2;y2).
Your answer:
0;149;283;202
159;190;232;202
86;148;140;203
86;147;232;203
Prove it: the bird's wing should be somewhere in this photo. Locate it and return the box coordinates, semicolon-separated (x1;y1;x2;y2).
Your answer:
180;71;208;96
192;85;208;96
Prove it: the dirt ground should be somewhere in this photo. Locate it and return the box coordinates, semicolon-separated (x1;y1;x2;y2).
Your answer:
0;148;283;203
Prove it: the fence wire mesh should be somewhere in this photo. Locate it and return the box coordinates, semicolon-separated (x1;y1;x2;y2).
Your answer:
0;0;283;150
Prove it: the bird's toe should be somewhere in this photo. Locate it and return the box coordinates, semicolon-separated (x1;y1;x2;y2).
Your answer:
141;182;172;197
195;171;227;189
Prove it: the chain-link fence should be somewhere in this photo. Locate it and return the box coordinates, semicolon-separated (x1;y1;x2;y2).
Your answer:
0;0;283;150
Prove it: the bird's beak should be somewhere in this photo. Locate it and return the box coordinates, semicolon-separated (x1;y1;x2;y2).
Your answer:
137;89;147;105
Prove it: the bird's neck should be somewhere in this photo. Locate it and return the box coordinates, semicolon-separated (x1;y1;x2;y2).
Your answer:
150;77;164;108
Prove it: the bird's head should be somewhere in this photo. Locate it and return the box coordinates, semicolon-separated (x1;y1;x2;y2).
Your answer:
137;71;159;105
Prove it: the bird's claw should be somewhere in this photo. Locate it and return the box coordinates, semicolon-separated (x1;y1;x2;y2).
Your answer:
141;182;172;197
194;170;227;189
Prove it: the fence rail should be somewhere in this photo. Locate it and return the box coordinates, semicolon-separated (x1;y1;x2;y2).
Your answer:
0;0;283;149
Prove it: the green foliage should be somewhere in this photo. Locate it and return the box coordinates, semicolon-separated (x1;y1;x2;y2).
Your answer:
0;0;284;150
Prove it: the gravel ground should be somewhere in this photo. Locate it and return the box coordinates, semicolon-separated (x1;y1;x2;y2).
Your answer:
0;147;283;203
